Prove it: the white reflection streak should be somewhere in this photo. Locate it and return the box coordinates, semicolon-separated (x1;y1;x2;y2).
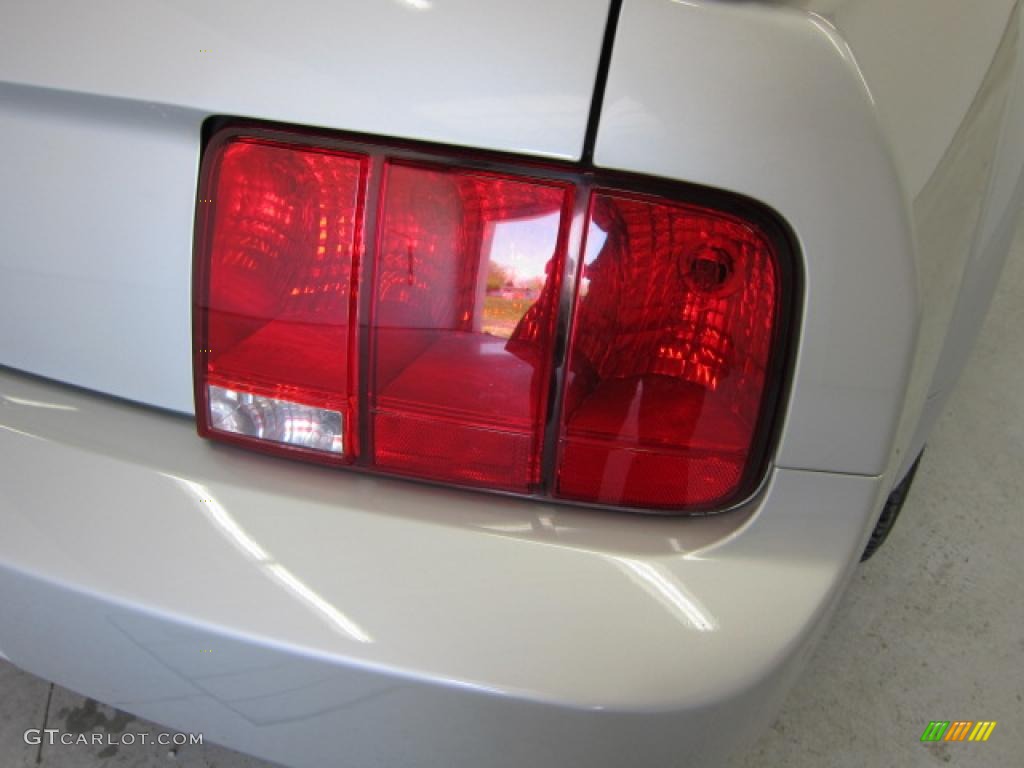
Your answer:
0;424;46;441
806;12;876;106
192;484;271;562
396;0;432;10
615;559;716;632
266;563;371;644
477;521;535;534
172;477;372;643
1;394;78;411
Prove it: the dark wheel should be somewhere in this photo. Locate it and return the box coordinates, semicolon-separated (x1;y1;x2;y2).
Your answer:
861;452;923;561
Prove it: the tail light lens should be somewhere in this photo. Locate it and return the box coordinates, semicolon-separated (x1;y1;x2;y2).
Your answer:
195;139;366;461
555;192;778;508
370;163;573;491
195;127;791;513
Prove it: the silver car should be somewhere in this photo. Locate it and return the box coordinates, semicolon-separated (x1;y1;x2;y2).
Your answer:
1;1;1021;766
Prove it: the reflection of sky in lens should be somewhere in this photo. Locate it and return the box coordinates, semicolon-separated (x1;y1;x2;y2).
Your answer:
487;212;562;284
577;220;608;297
584;220;608;265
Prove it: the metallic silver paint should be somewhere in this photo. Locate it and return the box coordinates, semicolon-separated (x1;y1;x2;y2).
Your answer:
0;0;609;161
1;0;1022;765
0;85;201;412
0;368;882;766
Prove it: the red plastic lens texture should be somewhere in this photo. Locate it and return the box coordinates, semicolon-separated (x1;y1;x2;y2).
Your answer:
195;130;787;512
555;191;779;508
370;163;573;491
197;138;367;459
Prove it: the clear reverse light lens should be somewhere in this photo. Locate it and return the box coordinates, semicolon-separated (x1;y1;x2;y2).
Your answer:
208;385;344;454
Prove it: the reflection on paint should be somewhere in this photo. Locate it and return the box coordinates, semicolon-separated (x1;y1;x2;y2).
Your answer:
614;558;716;632
1;394;78;411
170;477;372;644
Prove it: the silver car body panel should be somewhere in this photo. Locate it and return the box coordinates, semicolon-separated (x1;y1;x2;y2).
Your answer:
0;369;882;767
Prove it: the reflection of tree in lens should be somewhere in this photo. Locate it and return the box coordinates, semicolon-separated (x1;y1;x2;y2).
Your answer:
486;262;511;294
505;256;561;365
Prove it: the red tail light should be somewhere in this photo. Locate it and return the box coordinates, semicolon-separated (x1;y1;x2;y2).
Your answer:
370;163;573;490
555;191;778;508
195;126;792;513
195;138;367;461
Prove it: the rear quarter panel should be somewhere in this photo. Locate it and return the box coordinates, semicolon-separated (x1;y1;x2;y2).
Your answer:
597;0;1024;486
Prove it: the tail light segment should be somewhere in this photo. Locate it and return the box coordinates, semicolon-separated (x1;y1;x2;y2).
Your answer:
195;126;793;513
371;164;573;491
557;191;780;508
